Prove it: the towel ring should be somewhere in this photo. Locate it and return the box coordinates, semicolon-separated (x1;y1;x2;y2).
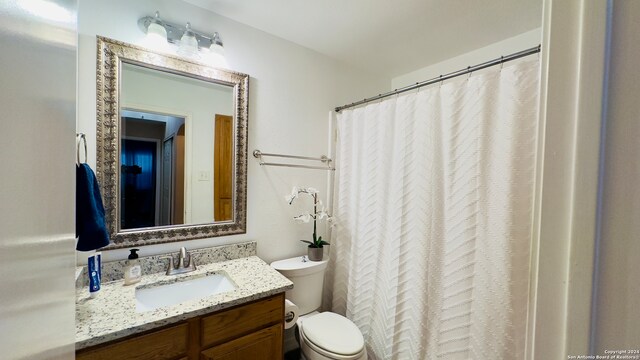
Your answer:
77;133;87;165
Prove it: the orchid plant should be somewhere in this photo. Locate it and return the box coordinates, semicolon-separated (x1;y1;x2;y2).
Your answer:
286;187;331;248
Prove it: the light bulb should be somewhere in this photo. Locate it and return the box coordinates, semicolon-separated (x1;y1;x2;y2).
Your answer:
147;22;166;39
178;22;199;57
209;33;225;57
143;11;168;51
205;32;227;67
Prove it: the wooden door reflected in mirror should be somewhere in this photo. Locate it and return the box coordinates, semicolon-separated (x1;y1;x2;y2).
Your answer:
214;114;233;222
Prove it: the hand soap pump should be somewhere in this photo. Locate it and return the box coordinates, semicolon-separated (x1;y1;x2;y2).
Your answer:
124;248;142;285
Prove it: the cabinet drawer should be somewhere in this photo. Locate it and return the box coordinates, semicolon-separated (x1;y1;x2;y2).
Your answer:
201;294;284;348
76;323;189;360
201;323;283;360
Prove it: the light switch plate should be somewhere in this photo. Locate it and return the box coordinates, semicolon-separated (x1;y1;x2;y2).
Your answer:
198;171;210;181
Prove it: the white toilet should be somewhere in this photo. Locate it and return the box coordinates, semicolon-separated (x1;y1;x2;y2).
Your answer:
271;256;367;360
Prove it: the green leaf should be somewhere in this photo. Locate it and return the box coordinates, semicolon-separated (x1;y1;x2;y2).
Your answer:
318;240;330;246
300;240;314;246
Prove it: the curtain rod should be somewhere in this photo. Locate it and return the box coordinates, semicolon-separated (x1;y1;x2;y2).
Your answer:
334;44;541;113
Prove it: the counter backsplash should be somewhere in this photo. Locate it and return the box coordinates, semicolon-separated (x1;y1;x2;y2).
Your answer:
76;241;257;288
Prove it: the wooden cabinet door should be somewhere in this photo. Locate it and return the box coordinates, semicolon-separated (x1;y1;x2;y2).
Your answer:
76;323;189;360
200;294;283;349
200;323;282;360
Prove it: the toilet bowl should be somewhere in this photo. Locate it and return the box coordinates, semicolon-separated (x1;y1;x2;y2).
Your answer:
271;257;367;360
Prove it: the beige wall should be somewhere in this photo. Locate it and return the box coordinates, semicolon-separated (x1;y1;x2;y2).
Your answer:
594;0;640;351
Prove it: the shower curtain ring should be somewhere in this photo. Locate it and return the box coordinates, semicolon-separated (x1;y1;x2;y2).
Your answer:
467;66;472;80
500;56;505;70
439;75;443;87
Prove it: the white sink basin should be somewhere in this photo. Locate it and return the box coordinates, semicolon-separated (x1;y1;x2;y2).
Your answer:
135;272;236;312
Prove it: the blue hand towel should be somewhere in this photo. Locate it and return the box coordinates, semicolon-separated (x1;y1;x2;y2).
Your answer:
76;163;110;251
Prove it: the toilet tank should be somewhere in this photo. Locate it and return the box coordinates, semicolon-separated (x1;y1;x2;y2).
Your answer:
271;257;328;315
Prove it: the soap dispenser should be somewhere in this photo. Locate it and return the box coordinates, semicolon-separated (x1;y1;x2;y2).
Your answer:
124;248;142;285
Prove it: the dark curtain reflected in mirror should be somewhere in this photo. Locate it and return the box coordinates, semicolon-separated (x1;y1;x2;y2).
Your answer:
121;139;157;229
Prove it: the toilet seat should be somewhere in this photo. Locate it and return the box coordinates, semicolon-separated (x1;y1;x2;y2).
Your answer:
300;330;367;360
299;312;366;359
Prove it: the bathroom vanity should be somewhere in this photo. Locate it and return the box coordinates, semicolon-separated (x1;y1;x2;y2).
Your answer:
77;294;284;359
76;37;292;359
75;255;293;360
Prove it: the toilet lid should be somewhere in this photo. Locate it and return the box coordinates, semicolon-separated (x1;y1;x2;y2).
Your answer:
301;312;365;356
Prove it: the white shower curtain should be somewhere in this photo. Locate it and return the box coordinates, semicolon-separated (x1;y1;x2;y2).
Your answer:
326;59;540;359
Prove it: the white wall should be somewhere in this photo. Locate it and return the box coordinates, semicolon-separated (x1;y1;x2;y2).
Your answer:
391;29;541;89
122;64;233;223
594;0;640;352
0;0;77;358
77;0;387;263
529;1;608;358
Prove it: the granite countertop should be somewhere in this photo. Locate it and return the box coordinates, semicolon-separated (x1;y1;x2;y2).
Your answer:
76;256;293;350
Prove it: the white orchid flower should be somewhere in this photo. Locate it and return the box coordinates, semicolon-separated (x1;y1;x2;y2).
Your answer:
285;186;299;204
293;213;311;223
317;210;330;220
305;187;319;194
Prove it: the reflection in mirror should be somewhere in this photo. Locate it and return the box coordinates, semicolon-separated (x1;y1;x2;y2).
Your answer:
96;37;248;249
119;63;234;230
120;110;186;229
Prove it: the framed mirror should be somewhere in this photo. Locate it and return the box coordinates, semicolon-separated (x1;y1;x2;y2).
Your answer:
96;37;248;249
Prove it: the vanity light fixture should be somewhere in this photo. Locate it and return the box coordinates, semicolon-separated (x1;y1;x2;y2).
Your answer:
138;11;226;63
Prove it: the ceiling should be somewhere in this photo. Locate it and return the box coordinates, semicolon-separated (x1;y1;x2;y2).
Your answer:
183;0;542;78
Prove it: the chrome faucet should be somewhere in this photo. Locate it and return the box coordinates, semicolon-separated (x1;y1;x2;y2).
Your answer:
178;247;187;268
161;247;197;275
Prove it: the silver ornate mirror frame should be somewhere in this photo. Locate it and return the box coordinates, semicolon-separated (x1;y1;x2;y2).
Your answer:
96;36;248;249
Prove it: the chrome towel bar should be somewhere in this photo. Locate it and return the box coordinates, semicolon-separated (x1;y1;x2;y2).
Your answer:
253;150;335;171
